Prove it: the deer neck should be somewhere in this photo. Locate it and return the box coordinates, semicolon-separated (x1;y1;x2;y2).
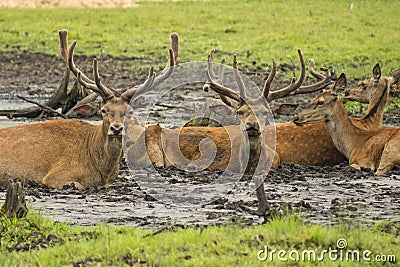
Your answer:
244;134;262;175
91;122;123;184
359;79;390;129
325;101;365;159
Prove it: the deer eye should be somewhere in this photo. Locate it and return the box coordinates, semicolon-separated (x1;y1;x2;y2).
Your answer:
237;110;244;115
101;109;107;114
316;101;324;106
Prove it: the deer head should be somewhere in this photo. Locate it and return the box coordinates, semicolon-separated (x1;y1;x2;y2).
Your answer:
59;30;178;137
203;55;271;137
294;73;347;126
203;49;310;136
344;63;394;103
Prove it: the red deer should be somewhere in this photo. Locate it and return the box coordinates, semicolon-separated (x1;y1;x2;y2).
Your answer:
0;30;177;189
205;56;393;167
294;73;400;174
344;63;395;128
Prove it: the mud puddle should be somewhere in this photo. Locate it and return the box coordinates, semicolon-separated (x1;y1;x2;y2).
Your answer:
0;162;399;228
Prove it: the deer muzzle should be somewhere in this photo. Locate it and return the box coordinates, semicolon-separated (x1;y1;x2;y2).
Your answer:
245;121;261;136
109;123;124;136
293;116;305;126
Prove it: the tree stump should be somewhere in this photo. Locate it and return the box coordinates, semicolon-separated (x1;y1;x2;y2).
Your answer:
1;180;28;219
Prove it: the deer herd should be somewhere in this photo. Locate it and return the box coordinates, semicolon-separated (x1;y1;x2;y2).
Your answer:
1;30;399;214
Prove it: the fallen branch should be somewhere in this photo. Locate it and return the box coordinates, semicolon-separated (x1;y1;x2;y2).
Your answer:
16;95;67;119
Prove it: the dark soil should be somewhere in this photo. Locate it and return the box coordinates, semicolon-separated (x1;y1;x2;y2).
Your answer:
0;52;399;228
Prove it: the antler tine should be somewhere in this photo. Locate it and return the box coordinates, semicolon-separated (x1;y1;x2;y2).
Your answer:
233;54;246;105
122;66;156;101
68;41;96;86
135;66;156;97
218;58;226;82
122;34;176;101
68;40;116;100
207;49;218;80
267;49;306;101
262;58;277;100
203;67;240;103
170;32;179;62
58;29;69;65
93;58;116;100
76;71;96;92
216;58;232;106
151;48;175;89
292;67;333;95
308;59;325;80
205;50;232;106
144;32;177;89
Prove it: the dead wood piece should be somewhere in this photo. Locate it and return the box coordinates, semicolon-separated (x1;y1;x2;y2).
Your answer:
16;95;67;119
1;180;28;219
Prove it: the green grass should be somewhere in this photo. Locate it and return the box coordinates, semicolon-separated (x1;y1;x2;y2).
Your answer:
1;0;400;77
1;212;399;266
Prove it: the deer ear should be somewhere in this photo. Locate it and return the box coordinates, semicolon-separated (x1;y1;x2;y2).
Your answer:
332;73;347;92
373;63;381;81
68;103;100;117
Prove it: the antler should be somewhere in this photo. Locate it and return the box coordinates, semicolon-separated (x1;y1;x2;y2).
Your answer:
203;49;233;107
262;58;277;101
60;30;178;102
63;38;116;101
121;32;179;101
204;49;303;104
266;49;306;101
289;59;333;95
203;59;241;103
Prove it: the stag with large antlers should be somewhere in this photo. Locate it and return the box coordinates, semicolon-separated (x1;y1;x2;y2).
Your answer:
205;51;392;167
294;73;400;174
0;30;178;189
201;50;311;214
203;49;343;166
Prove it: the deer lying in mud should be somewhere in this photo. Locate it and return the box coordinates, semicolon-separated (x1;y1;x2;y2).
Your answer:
294;73;400;174
205;55;395;167
204;50;344;166
154;50;311;173
0;30;178;189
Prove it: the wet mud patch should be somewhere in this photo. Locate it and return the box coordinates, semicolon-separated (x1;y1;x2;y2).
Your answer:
1;162;399;228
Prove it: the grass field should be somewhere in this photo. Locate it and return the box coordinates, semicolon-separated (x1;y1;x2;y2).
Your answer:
1;212;399;266
1;0;400;78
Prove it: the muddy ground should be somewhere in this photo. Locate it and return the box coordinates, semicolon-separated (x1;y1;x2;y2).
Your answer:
0;52;399;228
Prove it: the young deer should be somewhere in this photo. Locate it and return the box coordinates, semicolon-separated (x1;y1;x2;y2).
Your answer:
0;30;177;189
294;73;400;174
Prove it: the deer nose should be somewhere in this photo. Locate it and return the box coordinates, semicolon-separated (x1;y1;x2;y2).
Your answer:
293;116;304;126
246;121;259;130
110;123;124;135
